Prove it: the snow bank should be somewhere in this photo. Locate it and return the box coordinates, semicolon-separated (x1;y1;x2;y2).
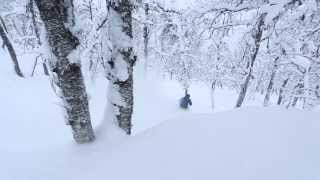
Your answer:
1;101;319;180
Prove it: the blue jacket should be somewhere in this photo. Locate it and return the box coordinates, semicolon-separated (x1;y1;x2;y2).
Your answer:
180;95;192;109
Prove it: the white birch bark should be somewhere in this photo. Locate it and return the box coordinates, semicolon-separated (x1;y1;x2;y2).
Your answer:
107;0;136;135
35;0;95;143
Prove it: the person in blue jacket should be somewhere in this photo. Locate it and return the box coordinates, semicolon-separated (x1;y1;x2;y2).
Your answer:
180;92;192;109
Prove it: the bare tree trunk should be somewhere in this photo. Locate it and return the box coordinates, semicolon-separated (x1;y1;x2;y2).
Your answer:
143;3;150;74
31;56;39;77
263;57;279;106
277;78;289;105
235;13;266;108
235;72;251;108
291;97;299;107
286;98;292;109
290;83;304;108
210;81;216;112
0;17;24;77
107;0;136;135
35;0;95;143
27;0;42;45
88;0;94;21
43;60;49;76
303;66;312;109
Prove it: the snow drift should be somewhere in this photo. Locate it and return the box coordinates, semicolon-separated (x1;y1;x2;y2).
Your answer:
1;103;319;180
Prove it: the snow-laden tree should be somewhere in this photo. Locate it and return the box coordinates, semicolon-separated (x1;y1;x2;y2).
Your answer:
0;1;25;77
34;0;95;143
196;38;232;111
0;16;24;77
235;12;267;108
260;0;320;109
106;0;137;135
192;0;320;109
0;0;50;77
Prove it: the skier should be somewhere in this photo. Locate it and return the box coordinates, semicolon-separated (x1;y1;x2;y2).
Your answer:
180;91;192;109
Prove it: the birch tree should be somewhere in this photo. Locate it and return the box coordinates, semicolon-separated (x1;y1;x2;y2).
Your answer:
107;0;136;135
35;0;95;143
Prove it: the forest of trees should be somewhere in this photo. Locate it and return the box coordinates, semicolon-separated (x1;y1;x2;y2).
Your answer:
1;0;320;143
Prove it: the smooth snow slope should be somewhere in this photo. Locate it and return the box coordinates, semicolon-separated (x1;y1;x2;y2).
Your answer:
1;50;319;180
1;104;319;180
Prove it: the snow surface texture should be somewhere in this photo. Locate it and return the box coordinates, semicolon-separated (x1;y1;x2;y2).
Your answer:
1;69;320;180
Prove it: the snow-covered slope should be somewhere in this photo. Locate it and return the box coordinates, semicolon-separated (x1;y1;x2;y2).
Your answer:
1;89;319;180
1;51;319;180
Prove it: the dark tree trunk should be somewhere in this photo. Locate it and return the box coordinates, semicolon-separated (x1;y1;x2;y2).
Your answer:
277;78;289;105
108;0;136;135
87;0;94;21
235;13;266;108
210;81;217;111
291;97;299;107
0;17;24;77
143;3;150;73
43;61;49;76
291;83;304;108
263;57;279;106
35;0;95;143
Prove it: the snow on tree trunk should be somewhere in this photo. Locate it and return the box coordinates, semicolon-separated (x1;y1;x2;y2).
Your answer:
107;0;136;135
303;66;312;109
289;83;304;108
277;78;289;105
263;57;279;107
35;0;95;143
235;13;267;108
210;81;216;112
143;3;150;75
291;96;299;108
27;0;42;45
0;17;24;78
